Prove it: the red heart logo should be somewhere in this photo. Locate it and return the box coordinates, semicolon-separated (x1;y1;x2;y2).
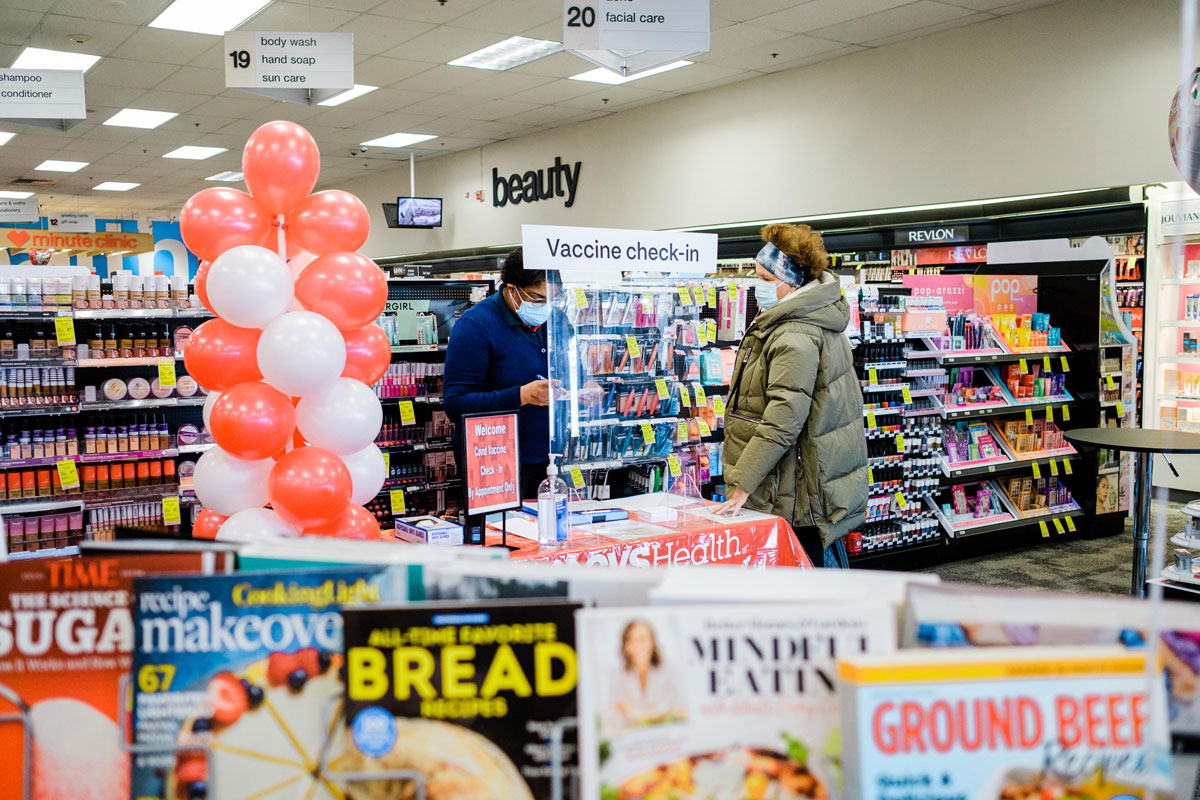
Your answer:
6;229;30;247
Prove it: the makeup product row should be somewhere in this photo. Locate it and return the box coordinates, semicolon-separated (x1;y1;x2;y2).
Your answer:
78;322;180;360
84;375;200;403
846;517;940;555
991;312;1062;350
376;410;454;446
856;344;908;367
88;502;179;540
943;420;1001;464
579;336;673;377
1116;286;1143;307
999;363;1067;399
1185;295;1200;321
998;419;1067;455
1165;370;1200;397
947;483;1002;520
0;418;179;463
385;451;458;484
1183;333;1200;356
0;367;76;407
0;324;75;360
944;366;1000;406
1003;476;1073;513
5;511;84;553
372;362;445;398
944;313;990;351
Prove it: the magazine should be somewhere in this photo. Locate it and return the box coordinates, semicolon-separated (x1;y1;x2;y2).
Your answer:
839;646;1175;799
0;552;226;800
339;600;581;800
129;567;405;800
577;602;895;800
419;559;664;605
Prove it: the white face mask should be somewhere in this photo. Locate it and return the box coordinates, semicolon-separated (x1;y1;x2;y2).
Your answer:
753;278;781;310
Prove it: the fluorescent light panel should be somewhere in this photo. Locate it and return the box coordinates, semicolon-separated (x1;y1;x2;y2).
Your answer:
570;60;692;85
0;133;14;146
0;191;33;199
317;84;378;107
360;132;437;148
36;160;88;172
163;146;227;160
103;108;178;129
93;182;139;192
12;47;101;73
206;170;244;182
149;0;272;35
449;36;562;71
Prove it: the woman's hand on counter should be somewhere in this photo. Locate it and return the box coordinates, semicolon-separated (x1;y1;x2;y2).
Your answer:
715;486;750;517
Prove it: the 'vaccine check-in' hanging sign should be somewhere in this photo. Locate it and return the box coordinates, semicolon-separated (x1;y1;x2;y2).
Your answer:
224;32;353;105
523;224;717;278
563;0;709;55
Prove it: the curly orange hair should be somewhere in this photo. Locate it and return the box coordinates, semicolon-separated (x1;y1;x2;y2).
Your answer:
762;223;828;283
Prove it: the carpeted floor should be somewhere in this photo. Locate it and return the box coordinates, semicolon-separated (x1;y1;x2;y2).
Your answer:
918;491;1199;595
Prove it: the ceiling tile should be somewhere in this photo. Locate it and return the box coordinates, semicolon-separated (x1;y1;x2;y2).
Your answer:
151;67;228;95
556;84;664;111
0;9;46;47
27;13;138;54
806;1;977;44
756;0;912;33
371;0;493;24
127;90;214;114
444;71;557;99
354;56;435;86
704;33;847;71
984;0;1066;12
385;25;506;62
941;0;1059;9
709;22;804;52
504;78;610;105
84;84;147;109
244;2;360;32
89;59;182;91
453;0;561;35
336;15;435;55
110;28;215;66
623;62;746;93
47;0;163;25
756;42;866;73
865;10;994;46
510;50;594;78
719;0;814;23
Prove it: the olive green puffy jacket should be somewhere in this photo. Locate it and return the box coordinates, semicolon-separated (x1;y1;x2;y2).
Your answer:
724;273;868;548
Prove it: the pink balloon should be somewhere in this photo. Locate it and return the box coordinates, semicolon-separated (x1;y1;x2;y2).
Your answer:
210;381;297;461
243;121;321;216
194;260;212;311
341;324;391;385
179;188;272;263
294;252;387;330
287;190;370;255
183;318;263;392
192;510;227;540
268;446;353;529
302;504;382;540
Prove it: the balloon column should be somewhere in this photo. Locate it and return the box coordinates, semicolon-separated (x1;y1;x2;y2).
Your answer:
181;121;390;541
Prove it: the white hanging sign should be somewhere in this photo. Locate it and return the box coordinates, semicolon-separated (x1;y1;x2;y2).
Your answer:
563;0;709;77
224;32;354;105
523;224;716;278
0;69;85;127
0;198;40;224
48;212;95;232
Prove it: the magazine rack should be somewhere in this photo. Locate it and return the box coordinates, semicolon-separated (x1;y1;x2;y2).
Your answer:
0;680;31;800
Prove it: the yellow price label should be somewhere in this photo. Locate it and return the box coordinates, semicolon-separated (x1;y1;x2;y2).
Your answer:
1019;358;1029;373
54;316;76;346
676;421;688;442
896;434;906;453
894;492;907;510
641;423;655;443
697;419;711;436
1045;405;1053;422
677;286;692;306
1049;459;1059;476
868;467;875;485
668;456;681;476
569;467;584;489
162;496;181;525
712;396;725;416
1060;356;1070;372
1025;408;1034;424
868;368;879;385
158;359;177;387
1053;517;1065;534
1061;404;1071;421
1031;461;1042;479
390;489;406;515
697;323;708;346
1115;401;1125;417
706;320;717;342
901;386;912;403
1105;375;1117;390
641;293;654;312
1043;356;1052;372
693;384;706;406
137;663;176;693
679;385;692;406
399;400;416;425
56;459;79;489
1065;515;1076;532
573;288;588;308
654;378;669;400
707;287;716;307
626;335;641;358
1063;459;1073;475
1039;520;1050;538
383;452;390;472
867;412;877;429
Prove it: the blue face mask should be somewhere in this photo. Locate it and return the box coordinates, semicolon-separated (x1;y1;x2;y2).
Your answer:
512;286;550;326
753;278;781;311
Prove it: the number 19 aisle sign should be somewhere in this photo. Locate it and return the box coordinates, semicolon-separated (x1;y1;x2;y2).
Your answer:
224;31;353;106
563;0;709;77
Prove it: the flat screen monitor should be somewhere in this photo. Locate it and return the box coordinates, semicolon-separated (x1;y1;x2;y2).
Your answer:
387;196;442;228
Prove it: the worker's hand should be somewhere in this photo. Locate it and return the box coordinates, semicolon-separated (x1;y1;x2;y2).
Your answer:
715;486;750;517
579;380;604;407
520;379;554;406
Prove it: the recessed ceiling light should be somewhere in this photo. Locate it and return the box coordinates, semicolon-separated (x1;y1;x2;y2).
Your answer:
449;37;562;71
149;0;273;36
0;133;14;146
103;108;178;129
360;132;437;148
36;160;89;172
0;191;34;199
12;47;102;73
94;181;139;192
206;170;244;182
317;84;378;107
163;146;227;160
569;60;693;85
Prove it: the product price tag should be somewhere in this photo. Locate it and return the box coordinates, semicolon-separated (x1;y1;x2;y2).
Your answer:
677;286;692;306
676;421;688;442
382;452;390;472
667;456;681;476
1106;375;1117;390
706;320;716;342
390;489;406;515
896;434;906;453
1063;459;1073;475
162;496;181;526
569;467;584;489
56;459;79;489
641;293;653;313
697;323;708;346
867;412;877;429
1039;520;1050;538
1045;405;1053;422
1061;356;1070;372
641;422;655;443
626;335;641;358
697;419;711;436
398;400;416;425
1115;401;1125;417
712;396;725;416
1043;356;1052;372
1065;515;1076;532
1031;461;1042;479
1053;517;1065;534
868;368;879;386
54;316;76;346
573;287;588;308
692;384;706;406
707;287;716;307
1049;459;1059;476
1019;358;1029;374
894;492;907;510
868;467;875;485
678;385;691;406
1061;404;1071;421
654;378;669;400
1025;408;1034;424
158;359;177;387
901;385;912;403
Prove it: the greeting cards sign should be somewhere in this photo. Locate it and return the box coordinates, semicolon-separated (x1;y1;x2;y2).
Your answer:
464;412;520;515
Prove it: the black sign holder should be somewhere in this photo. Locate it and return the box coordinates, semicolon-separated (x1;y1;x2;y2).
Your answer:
459;411;521;549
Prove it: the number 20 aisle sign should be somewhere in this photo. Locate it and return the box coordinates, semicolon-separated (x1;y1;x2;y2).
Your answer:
563;0;710;54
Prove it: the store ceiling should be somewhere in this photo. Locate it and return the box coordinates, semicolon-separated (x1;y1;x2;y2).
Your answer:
1;0;1063;218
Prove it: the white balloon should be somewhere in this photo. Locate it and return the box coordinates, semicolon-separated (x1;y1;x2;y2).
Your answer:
216;507;299;542
257;311;346;397
339;444;387;505
295;378;383;454
202;389;221;430
193;446;272;516
207;245;294;329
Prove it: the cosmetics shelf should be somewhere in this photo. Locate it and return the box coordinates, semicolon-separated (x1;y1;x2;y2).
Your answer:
0;311;73;320
178;443;214;454
74;308;173;320
77;355;183;367
7;545;80;561
938;396;1068;421
79;448;180;463
391;344;447;353
0;404;80;418
0;497;84;514
939;451;1079;480
80;397;206;412
379;439;454;454
0;357;76;367
84;484;181;508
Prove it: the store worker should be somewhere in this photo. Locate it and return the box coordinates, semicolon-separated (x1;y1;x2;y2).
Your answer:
715;224;868;567
444;248;555;500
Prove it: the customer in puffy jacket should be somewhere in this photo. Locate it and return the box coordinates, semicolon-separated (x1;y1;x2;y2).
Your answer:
715;224;868;567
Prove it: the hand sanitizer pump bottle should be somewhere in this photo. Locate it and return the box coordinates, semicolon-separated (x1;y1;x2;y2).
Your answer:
537;456;569;548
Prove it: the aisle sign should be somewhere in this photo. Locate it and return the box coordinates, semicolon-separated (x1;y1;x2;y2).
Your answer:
48;212;94;232
224;32;354;105
563;0;710;80
0;69;85;120
463;412;520;516
0;198;39;224
523;224;716;277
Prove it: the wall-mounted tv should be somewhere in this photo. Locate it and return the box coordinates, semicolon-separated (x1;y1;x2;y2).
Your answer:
385;196;443;228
